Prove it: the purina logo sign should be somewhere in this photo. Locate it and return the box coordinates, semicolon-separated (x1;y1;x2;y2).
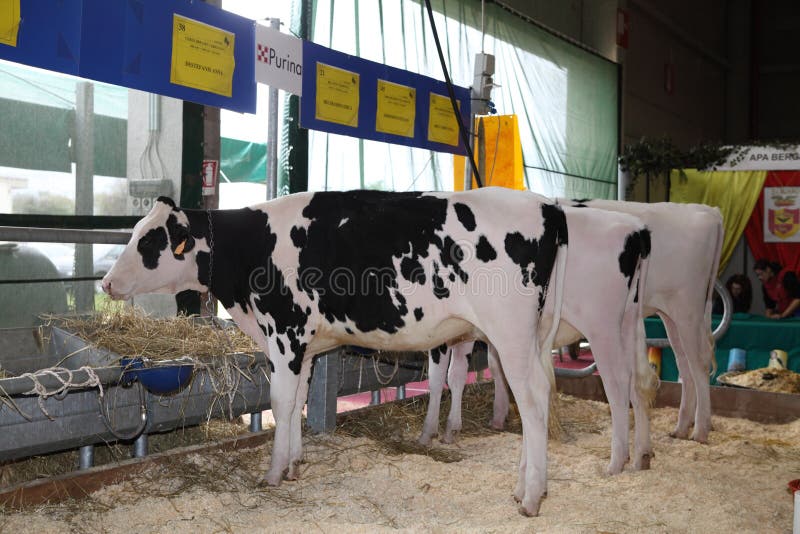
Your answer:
255;25;303;95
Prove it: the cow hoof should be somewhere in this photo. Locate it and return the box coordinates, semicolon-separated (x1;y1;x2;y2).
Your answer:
418;434;434;447
669;429;690;440
258;474;283;488
489;419;506;431
634;452;653;471
441;430;458;444
518;498;541;517
285;461;301;481
691;427;710;444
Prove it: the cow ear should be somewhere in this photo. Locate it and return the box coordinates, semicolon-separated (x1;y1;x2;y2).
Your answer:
174;239;187;255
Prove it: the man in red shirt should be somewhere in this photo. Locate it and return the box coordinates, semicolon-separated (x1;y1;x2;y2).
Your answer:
754;259;800;319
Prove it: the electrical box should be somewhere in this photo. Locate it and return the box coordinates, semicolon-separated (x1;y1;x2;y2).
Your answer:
128;179;174;215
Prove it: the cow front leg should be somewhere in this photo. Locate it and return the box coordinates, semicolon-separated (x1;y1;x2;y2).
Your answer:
419;347;450;446
286;357;313;480
261;357;302;487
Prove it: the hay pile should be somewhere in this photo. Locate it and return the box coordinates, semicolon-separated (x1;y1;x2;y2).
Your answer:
45;307;260;362
717;368;800;394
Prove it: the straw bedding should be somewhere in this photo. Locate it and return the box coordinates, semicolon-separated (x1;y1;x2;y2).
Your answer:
1;383;797;533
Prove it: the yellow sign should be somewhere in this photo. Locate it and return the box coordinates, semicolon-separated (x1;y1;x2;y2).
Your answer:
170;14;235;97
454;115;525;191
315;62;359;127
376;79;415;138
427;92;460;146
0;0;20;47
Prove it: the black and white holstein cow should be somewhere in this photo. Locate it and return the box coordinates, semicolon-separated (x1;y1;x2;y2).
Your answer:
420;205;658;475
102;187;568;516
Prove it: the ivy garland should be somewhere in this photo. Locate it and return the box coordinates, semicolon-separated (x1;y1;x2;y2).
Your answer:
618;137;800;198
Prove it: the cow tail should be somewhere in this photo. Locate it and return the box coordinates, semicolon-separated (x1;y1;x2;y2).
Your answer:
539;235;567;393
705;210;724;378
632;230;658;407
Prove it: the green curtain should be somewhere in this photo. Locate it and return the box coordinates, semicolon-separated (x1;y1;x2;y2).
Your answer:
307;0;619;198
220;137;267;183
669;168;767;273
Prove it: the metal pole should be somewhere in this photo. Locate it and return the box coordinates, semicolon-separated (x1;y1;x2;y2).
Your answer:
0;227;131;244
396;385;406;400
78;445;94;469
371;390;381;405
75;82;95;313
267;17;280;201
306;349;340;433
133;434;148;458
249;412;263;432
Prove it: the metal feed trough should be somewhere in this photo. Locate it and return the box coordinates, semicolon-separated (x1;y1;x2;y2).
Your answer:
0;320;484;468
0;322;272;466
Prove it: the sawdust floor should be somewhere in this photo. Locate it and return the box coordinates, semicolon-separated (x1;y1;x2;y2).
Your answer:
1;389;798;534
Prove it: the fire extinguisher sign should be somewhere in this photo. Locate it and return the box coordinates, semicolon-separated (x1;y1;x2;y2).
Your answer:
202;159;219;196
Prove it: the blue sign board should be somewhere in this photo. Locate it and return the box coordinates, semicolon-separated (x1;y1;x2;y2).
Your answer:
0;0;256;113
301;41;471;156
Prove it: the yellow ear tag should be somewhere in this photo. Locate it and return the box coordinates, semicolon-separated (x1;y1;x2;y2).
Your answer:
174;239;186;255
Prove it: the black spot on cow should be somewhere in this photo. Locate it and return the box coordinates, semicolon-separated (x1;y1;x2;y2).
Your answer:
394;292;408;316
453;202;476;231
400;256;426;285
476;235;497;262
137;227;168;270
448;272;455;282
440;236;468;283
268;360;275;373
290;225;307;248
181;207;310;375
414;307;424;321
165;213;195;261
345;327;354;335
157;196;176;208
571;198;591;208
619;229;651;301
504;204;568;310
267;324;274;336
258;323;268;337
431;262;450;299
430;343;448;365
295;190;449;333
275;336;285;355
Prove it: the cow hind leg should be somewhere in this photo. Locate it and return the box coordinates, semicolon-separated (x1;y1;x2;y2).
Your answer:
493;338;550;517
675;320;714;443
443;342;471;443
590;334;632;475
660;313;697;440
419;348;451;446
488;344;510;431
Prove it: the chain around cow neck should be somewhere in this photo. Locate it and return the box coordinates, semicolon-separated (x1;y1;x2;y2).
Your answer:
205;209;215;311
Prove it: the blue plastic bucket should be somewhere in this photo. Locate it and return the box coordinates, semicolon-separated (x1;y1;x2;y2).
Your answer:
727;348;746;372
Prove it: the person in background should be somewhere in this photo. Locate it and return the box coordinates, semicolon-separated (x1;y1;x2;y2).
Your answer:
753;259;800;319
712;273;752;315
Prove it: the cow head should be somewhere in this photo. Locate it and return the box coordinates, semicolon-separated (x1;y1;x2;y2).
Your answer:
102;197;207;300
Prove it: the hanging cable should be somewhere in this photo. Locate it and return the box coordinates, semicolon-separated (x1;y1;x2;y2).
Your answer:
423;0;483;189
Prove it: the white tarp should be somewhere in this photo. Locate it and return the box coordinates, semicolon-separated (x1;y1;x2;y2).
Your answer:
254;24;303;95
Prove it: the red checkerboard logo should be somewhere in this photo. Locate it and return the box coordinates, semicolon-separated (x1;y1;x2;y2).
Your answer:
257;43;271;64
